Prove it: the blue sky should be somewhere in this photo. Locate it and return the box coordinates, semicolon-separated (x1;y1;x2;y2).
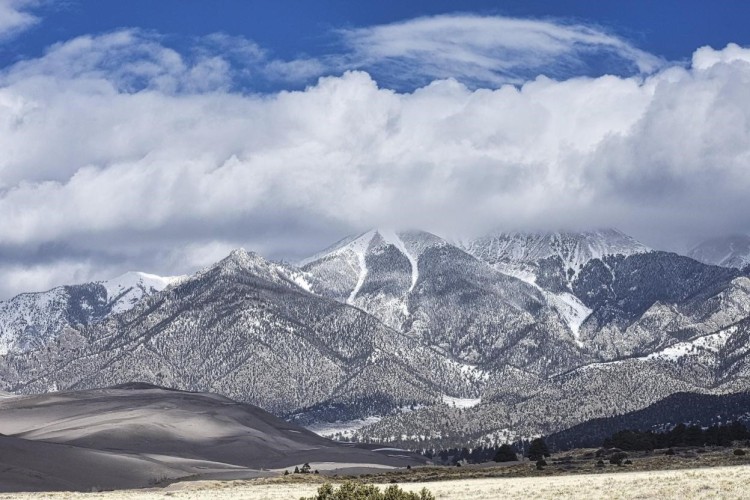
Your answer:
0;0;749;296
4;0;750;91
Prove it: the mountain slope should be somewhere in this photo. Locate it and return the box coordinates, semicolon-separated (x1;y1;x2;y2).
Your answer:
572;252;745;359
460;228;650;285
303;230;587;376
362;314;750;449
546;391;750;451
689;234;750;269
0;272;182;355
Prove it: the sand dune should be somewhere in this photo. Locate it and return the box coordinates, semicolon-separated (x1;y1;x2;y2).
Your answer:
0;383;422;492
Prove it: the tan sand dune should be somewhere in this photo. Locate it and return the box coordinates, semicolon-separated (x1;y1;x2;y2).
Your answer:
0;384;423;492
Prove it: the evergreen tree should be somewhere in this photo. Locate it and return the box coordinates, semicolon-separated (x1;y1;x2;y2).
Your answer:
493;444;517;462
685;425;704;446
527;438;550;461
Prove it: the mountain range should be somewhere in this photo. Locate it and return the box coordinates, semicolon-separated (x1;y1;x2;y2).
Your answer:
0;228;748;450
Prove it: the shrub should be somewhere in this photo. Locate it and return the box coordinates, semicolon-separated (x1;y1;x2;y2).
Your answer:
665;448;676;456
610;452;628;466
596;459;605;468
493;443;517;462
300;481;435;500
734;449;746;456
536;459;547;470
624;459;633;465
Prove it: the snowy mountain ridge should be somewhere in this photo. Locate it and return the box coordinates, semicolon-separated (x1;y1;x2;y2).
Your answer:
689;234;750;269
0;271;182;355
459;228;651;285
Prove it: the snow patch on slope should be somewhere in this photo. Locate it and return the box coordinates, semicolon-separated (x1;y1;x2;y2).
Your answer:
305;416;382;438
543;291;592;345
102;272;185;314
442;395;482;409
289;272;313;293
494;263;538;285
643;327;735;362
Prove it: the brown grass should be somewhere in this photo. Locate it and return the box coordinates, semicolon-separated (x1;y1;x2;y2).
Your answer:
1;447;749;499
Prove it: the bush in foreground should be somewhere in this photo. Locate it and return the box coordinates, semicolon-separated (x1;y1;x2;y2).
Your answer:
300;481;435;500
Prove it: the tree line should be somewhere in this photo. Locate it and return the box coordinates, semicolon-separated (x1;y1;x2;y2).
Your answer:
419;438;551;464
602;421;750;451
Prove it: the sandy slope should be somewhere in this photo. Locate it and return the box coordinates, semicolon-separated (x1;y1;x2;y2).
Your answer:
1;465;749;499
0;384;422;492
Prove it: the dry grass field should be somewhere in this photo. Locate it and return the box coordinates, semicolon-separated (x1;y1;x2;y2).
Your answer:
2;464;750;499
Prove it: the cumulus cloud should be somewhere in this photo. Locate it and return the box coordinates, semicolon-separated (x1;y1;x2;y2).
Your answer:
0;22;749;297
0;0;38;41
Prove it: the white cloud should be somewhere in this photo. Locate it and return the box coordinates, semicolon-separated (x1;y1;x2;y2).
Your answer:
337;14;663;86
0;0;38;40
0;26;749;297
692;42;750;70
3;30;234;93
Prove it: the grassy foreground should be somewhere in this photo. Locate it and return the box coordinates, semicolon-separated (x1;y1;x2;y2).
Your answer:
1;464;750;499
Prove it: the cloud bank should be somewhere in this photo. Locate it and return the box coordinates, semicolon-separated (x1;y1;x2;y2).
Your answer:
0;16;749;297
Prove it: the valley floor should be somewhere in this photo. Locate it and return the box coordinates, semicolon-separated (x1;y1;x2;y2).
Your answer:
3;465;750;499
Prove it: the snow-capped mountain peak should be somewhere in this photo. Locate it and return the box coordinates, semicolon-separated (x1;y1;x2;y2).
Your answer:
217;247;263;271
210;248;314;294
301;229;446;304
